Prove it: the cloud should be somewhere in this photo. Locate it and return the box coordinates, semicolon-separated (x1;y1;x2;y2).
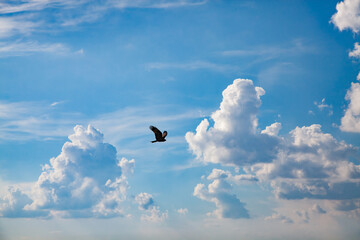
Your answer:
135;192;168;222
0;101;82;141
221;39;314;59
340;82;360;133
331;0;360;33
193;168;250;219
311;204;326;214
185;79;280;167
0;1;207;57
313;98;333;116
251;124;360;201
186;78;360;217
118;157;135;175
177;208;188;215
0;16;38;38
110;0;207;9
349;42;360;58
0;41;70;57
145;61;239;72
261;122;282;136
0;125;134;218
265;212;293;224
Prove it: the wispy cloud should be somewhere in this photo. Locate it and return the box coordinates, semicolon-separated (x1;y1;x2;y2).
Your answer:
0;101;83;141
109;0;207;9
0;0;208;57
146;61;240;72
0;101;208;144
0;41;70;57
221;39;315;59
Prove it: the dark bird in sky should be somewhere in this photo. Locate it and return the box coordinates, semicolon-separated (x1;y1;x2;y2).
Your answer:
149;125;167;143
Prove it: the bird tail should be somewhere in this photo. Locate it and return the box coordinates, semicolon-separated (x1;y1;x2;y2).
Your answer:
151;140;157;143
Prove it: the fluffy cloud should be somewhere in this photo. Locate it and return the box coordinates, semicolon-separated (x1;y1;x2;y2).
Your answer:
193;169;250;219
252;124;359;200
341;82;360;133
349;42;360;58
135;192;168;222
331;0;360;33
186;79;280;167
0;125;134;218
187;78;360;218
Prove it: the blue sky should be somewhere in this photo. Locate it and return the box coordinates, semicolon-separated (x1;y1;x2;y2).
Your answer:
1;0;360;239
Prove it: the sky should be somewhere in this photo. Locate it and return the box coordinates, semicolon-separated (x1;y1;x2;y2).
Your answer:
1;0;360;239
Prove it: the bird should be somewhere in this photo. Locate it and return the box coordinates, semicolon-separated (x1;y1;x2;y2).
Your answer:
149;125;167;143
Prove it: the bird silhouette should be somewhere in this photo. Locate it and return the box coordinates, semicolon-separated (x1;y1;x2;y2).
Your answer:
149;125;167;143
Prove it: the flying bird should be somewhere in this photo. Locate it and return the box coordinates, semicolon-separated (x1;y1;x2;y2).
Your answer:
149;125;167;143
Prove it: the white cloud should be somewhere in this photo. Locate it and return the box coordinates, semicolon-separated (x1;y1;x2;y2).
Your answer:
331;0;360;33
0;101;82;141
0;1;207;57
261;122;282;136
0;16;38;38
110;0;206;9
118;157;135;175
349;42;360;58
221;39;314;59
177;208;188;215
0;41;70;57
186;78;360;217
265;212;293;224
251;124;359;201
135;192;168;222
145;61;239;72
186;79;280;167
0;125;134;218
314;98;333;116
194;168;250;219
340;82;360;132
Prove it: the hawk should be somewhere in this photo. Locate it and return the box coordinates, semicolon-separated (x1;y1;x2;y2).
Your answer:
149;125;167;143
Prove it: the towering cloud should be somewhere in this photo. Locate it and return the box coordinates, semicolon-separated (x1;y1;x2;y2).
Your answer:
186;79;280;167
0;125;134;218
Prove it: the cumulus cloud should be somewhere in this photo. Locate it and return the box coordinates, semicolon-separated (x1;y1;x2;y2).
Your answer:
341;82;360;133
331;0;360;33
261;122;282;136
187;78;360;217
193;168;250;219
252;124;359;200
349;42;360;58
186;79;280;167
0;125;134;218
118;157;135;175
135;192;168;222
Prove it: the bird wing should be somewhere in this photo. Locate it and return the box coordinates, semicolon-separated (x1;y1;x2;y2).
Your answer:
162;131;167;138
149;125;163;140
